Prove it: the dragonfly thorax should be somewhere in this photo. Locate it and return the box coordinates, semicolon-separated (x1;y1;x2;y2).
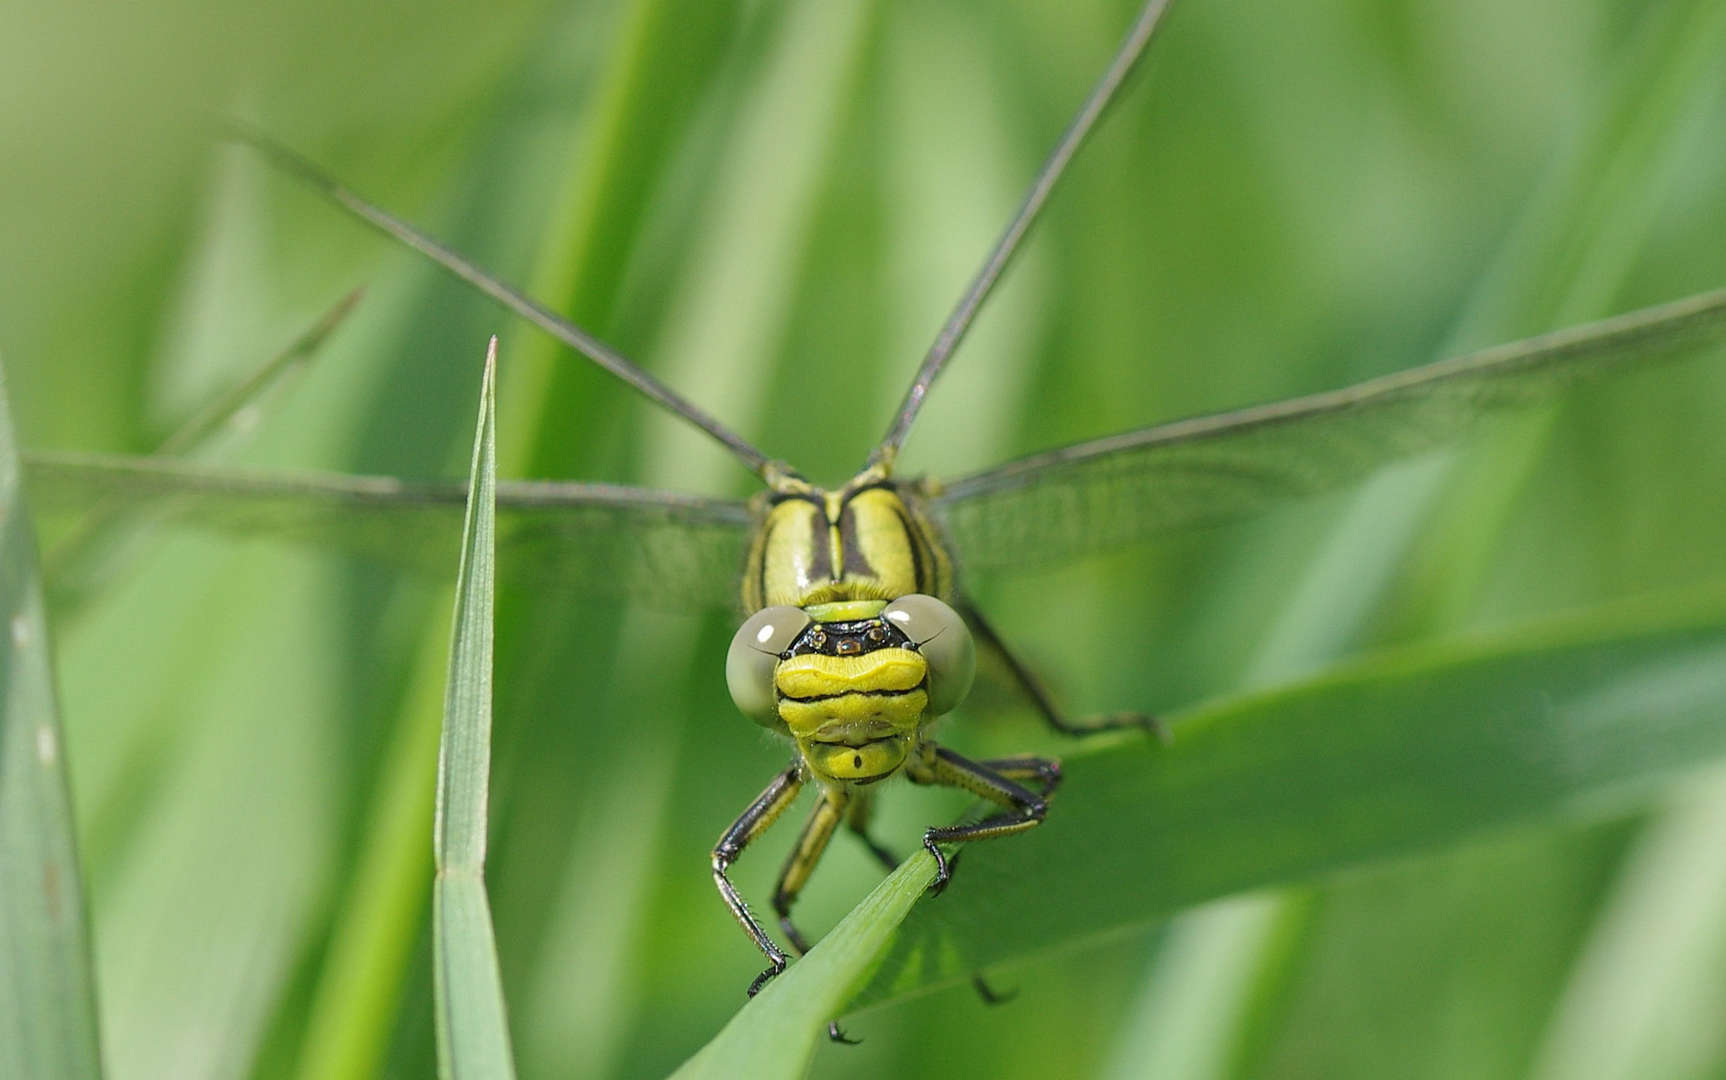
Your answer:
741;469;953;612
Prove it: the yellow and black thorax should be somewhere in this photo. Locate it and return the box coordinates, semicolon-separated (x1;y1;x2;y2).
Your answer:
741;469;953;613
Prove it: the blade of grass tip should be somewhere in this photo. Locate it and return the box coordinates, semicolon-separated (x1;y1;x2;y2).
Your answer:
671;852;939;1080
41;287;365;599
0;358;104;1079
433;338;515;1080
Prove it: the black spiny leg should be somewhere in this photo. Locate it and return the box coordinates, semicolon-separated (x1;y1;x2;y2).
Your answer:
961;598;1167;741
905;745;1055;896
712;761;805;998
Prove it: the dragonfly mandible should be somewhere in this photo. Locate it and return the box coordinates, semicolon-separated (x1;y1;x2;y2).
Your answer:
21;0;1726;1041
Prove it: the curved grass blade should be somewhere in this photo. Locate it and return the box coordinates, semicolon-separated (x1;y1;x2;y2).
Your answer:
433;338;515;1080
833;582;1726;1008
671;852;938;1080
938;286;1726;571
24;452;751;613
227;123;773;478
0;361;104;1079
873;0;1177;467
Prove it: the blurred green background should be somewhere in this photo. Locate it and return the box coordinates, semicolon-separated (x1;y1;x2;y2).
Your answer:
7;0;1726;1077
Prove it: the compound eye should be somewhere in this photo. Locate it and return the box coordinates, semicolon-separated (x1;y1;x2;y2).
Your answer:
726;606;810;727
882;594;975;716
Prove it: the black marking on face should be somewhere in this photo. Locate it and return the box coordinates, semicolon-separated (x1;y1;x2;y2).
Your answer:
786;617;911;658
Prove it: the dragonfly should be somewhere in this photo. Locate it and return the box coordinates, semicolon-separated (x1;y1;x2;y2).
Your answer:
22;0;1726;1037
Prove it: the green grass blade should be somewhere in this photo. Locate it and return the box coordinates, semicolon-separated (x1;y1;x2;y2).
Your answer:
432;339;514;1080
848;584;1726;1008
671;852;938;1080
0;359;104;1079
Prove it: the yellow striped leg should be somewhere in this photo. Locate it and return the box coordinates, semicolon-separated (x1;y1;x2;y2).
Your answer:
712;760;805;997
906;744;1057;895
772;786;850;955
961;598;1166;740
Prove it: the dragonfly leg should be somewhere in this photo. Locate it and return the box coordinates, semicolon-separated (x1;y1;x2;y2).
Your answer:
961;598;1168;741
712;760;805;997
977;754;1064;796
844;793;902;871
906;744;1054;895
772;786;849;955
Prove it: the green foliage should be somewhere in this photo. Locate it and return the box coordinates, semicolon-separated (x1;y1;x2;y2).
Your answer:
0;365;104;1078
6;1;1726;1078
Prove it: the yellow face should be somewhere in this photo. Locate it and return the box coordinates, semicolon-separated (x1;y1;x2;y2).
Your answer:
774;648;930;783
726;594;977;785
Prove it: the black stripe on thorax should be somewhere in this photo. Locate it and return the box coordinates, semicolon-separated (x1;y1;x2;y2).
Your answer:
889;502;927;593
838;502;874;580
807;500;833;582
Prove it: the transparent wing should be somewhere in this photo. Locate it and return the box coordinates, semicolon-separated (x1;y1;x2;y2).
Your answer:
935;287;1726;573
26;452;753;613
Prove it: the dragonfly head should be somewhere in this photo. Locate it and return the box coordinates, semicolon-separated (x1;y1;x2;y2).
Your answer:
726;595;976;783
